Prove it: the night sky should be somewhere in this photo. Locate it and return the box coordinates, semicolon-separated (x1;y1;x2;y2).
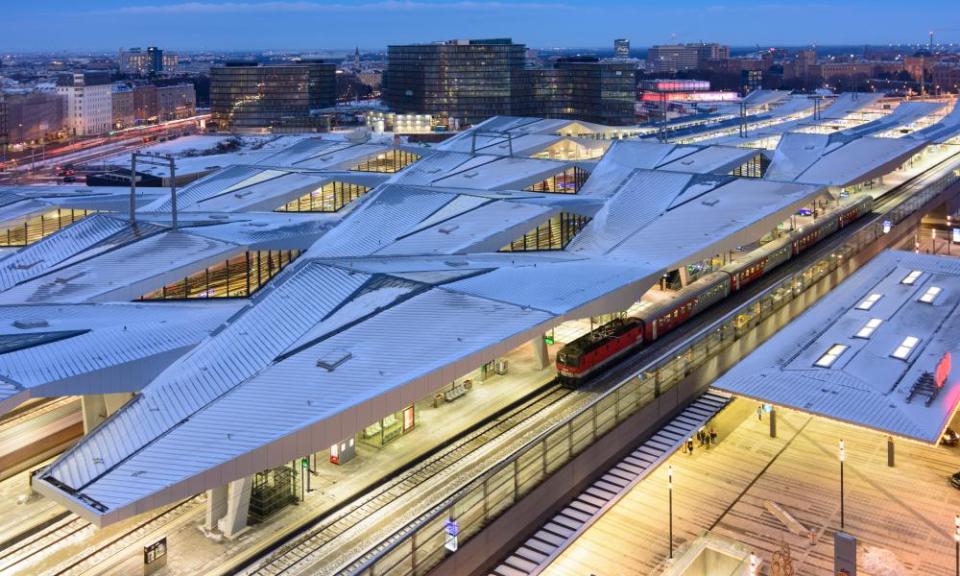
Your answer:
3;0;957;52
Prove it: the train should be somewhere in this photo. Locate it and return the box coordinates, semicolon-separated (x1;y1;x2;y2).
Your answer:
556;195;874;386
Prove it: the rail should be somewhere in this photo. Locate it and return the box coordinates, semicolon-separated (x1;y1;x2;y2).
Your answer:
342;156;960;576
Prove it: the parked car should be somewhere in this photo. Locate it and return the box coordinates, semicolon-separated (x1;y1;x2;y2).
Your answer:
943;428;959;446
951;471;960;489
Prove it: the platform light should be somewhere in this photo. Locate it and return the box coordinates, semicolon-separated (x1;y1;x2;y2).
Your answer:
919;286;942;304
856;293;882;310
855;318;882;339
815;344;848;368
892;336;920;360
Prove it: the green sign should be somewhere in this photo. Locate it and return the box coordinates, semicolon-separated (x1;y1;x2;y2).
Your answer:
544;335;555;345
301;457;309;468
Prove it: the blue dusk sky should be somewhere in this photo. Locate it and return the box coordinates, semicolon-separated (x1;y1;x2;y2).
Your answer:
1;0;958;52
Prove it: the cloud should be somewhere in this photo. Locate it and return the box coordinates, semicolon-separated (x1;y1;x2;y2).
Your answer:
105;0;570;15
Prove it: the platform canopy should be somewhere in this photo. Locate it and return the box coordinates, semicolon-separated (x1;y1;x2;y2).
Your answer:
12;110;958;526
712;250;960;445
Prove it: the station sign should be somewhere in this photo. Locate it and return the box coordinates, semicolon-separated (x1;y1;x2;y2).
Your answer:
444;518;459;552
143;537;167;575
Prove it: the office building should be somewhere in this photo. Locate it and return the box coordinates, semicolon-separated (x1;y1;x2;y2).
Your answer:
384;39;637;126
133;84;158;121
1;92;66;143
614;38;630;58
383;39;526;126
119;47;173;75
112;85;135;129
156;84;197;121
210;61;336;132
648;43;730;73
56;72;112;136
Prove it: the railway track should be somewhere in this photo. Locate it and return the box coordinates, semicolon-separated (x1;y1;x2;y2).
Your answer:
237;383;580;576
0;514;88;574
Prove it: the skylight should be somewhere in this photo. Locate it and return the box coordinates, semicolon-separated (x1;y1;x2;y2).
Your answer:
919;286;942;304
815;344;849;368
855;318;882;339
856;293;882;310
901;270;922;285
891;336;920;361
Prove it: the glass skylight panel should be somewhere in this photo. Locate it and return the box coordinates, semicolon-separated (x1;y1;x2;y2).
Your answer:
901;270;922;285
919;286;942;304
855;293;882;310
815;344;849;368
855;318;882;339
891;336;920;360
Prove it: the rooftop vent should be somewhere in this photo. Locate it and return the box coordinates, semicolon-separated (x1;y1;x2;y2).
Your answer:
701;198;720;207
13;319;49;329
316;349;352;372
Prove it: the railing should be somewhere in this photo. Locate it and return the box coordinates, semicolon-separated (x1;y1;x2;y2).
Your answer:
344;158;960;576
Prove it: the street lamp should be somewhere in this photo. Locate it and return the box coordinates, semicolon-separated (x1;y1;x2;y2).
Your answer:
839;439;846;529
668;465;673;559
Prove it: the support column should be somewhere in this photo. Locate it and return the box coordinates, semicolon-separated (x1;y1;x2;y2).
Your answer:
531;335;549;370
80;394;107;434
677;266;690;288
769;406;777;438
205;484;228;531
219;476;253;539
103;392;134;416
887;436;895;467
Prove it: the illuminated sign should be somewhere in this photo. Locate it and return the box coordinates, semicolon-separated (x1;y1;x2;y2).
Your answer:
935;352;952;389
953;228;960;243
144;538;168;574
883;220;892;234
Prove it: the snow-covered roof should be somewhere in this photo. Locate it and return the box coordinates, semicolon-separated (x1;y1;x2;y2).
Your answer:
712;250;960;444
19;108;960;526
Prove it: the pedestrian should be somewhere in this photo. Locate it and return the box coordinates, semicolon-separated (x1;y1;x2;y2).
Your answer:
757;404;763;421
710;427;718;446
686;437;694;455
697;428;705;446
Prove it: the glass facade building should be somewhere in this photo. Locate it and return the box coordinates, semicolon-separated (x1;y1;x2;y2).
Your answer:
210;62;336;132
384;40;636;126
139;250;301;300
500;213;591;252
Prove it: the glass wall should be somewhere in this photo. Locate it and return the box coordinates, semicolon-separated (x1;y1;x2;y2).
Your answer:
729;153;770;178
524;166;589;194
275;181;370;213
500;213;591;252
0;208;95;247
350;149;420;173
139;250;301;300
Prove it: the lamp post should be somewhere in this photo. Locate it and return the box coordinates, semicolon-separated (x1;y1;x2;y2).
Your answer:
839;440;845;530
668;465;673;559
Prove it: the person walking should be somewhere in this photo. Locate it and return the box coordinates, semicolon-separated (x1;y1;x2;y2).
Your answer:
710;427;718;446
686;437;694;455
757;404;763;421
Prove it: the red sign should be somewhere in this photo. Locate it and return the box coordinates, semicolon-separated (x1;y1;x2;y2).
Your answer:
935;352;952;389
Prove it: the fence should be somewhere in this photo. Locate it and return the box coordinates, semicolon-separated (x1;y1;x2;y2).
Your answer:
346;158;960;576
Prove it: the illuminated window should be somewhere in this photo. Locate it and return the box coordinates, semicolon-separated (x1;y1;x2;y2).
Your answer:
855;318;882;339
814;344;849;368
500;213;591;252
919;286;942;304
855;293;882;310
729;153;770;179
275;181;370;212
138;250;301;300
350;149;420;173
524;166;589;194
891;336;920;360
0;209;97;247
901;270;922;285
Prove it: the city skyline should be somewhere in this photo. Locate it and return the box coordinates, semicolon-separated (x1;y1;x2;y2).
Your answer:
2;0;959;51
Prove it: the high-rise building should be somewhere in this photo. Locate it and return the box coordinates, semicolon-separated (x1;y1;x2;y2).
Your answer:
648;43;730;73
119;47;176;75
57;72;112;136
210;61;336;132
384;38;637;126
383;39;527;126
614;38;630;59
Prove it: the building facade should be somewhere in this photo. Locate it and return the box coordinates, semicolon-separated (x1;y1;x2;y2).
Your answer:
156;84;197;121
210;62;335;132
648;43;730;73
383;39;527;126
112;86;135;129
56;72;112;136
2;92;66;143
614;38;630;59
384;39;637;126
133;84;158;122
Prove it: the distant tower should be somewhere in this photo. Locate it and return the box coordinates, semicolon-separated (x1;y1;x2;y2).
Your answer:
614;38;630;59
353;47;361;72
929;30;934;52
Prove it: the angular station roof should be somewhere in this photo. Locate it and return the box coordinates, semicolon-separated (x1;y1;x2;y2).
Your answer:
0;104;953;525
712;251;960;444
